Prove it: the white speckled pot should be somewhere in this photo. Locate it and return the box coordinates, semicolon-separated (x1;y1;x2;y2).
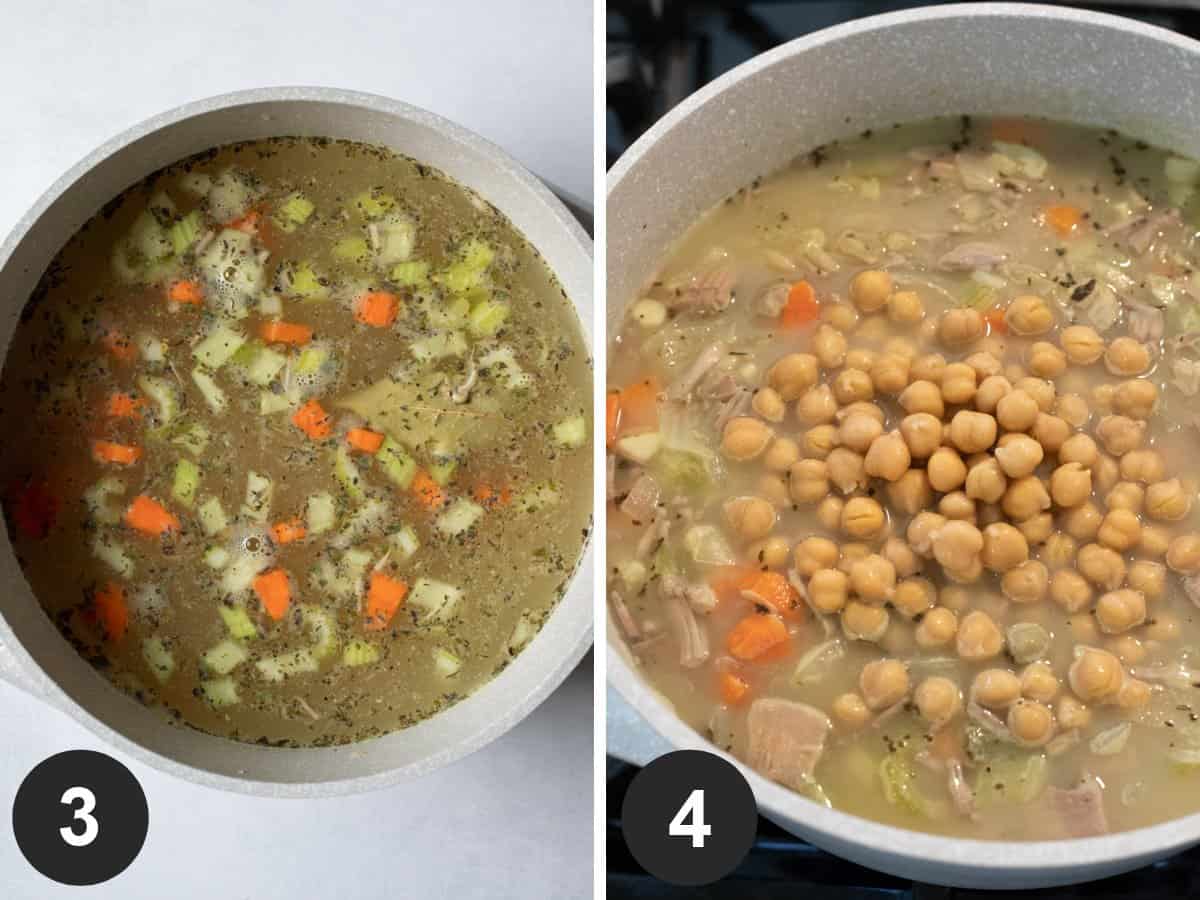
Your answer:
0;87;593;796
608;3;1200;888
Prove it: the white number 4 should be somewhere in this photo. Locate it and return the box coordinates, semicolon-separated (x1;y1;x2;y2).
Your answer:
59;786;99;848
668;789;712;848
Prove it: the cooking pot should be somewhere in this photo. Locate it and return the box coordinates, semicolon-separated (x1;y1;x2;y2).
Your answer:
607;3;1200;887
0;87;593;797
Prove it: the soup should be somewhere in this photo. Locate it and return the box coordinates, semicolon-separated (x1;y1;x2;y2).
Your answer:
1;137;591;747
608;118;1200;838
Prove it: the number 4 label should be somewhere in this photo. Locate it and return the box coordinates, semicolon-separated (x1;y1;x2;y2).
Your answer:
668;789;712;848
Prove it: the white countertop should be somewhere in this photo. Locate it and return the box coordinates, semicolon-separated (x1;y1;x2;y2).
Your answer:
0;1;593;897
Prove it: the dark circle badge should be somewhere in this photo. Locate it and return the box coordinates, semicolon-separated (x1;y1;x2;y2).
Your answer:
621;749;757;885
12;749;149;885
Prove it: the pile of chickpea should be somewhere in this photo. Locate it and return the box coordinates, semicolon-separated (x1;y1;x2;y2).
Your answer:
718;268;1200;751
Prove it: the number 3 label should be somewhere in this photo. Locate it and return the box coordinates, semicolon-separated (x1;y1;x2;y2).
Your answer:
59;786;99;848
668;788;713;848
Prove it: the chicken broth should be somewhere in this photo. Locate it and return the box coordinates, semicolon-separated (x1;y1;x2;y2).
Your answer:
2;137;591;746
608;118;1200;838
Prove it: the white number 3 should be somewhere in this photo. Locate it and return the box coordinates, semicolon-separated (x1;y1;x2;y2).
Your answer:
668;789;712;848
59;786;99;848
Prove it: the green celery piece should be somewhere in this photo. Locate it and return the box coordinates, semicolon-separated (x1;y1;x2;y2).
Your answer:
376;437;417;488
390;260;430;287
219;605;258;641
171;459;200;508
169;210;204;256
276;193;315;231
333;236;372;263
468;300;510;337
353;190;396;220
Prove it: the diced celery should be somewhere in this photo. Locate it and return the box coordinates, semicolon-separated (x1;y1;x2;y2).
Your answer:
203;546;230;569
131;211;173;261
409;577;462;621
92;532;133;577
305;491;337;535
168;210;203;256
238;342;287;387
142;637;176;683
388;525;420;561
180;172;213;197
479;345;532;390
432;647;463;677
390;260;430;287
241;471;273;522
425;295;471;330
879;754;937;818
171;459;200;508
279;261;329;301
259;293;283;317
202;639;248;675
193;324;247;369
353;190;396;219
135;332;167;364
275;192;315;231
170;422;211;457
515;481;561;514
467;300;511;338
300;605;338;660
257;649;319;682
296;344;330;376
83;476;125;525
197;496;228;536
333;236;372;263
137;375;180;426
190;367;227;412
333;499;391;549
375;213;416;265
552;414;588;449
197;228;264;304
428;457;458;487
376;437;416;488
342;639;381;667
334;445;367;500
653;449;710;494
221;551;270;595
219;605;258;641
206;169;257;222
200;677;240;706
507;611;538;654
260;390;294;415
410;331;468;362
973;746;1049;808
435;498;484;537
439;238;494;293
340;548;373;594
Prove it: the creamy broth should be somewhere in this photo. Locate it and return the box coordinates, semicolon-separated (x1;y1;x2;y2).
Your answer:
2;138;591;746
608;118;1200;838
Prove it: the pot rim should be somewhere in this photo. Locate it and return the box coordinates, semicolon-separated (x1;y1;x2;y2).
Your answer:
0;85;594;797
606;1;1200;869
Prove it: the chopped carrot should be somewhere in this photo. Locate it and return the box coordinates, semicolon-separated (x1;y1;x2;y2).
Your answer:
346;427;385;454
93;581;128;642
8;479;58;538
167;279;205;305
410;469;447;511
105;392;145;420
708;565;760;606
100;329;136;363
291;399;332;440
614;376;660;439
228;209;261;234
472;482;513;508
92;440;142;466
354;291;400;328
990;117;1041;146
364;571;410;630
740;571;804;620
1045;204;1083;239
779;280;820;329
271;518;307;544
983;306;1008;335
726;613;790;662
605;391;621;447
260;320;314;346
718;671;751;706
124;494;180;536
252;568;291;620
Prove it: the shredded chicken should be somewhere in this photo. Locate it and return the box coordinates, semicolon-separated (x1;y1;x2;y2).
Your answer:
967;701;1015;742
606;454;618;501
635;512;670;560
1125;297;1165;344
698;372;739;402
713;388;753;433
662;575;709;668
746;699;831;791
669;268;735;314
618;473;660;524
1183;572;1200;608
756;281;791;318
450;360;478;404
667;342;725;400
1130;663;1200;688
1126;209;1178;254
685;582;718;615
1046;775;1109;837
938;241;1009;271
946;760;977;819
610;589;640;640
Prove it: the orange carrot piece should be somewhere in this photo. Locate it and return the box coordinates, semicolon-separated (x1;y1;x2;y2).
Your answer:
615;377;660;438
101;329;136;363
260;320;314;346
741;571;804;619
228;209;261;234
708;565;760;605
346;427;385;454
718;671;751;706
472;481;513;508
1045;204;1083;238
93;581;128;642
364;571;410;630
252;568;291;620
167;279;205;305
779;280;820;329
983;306;1008;335
291;398;332;440
124;494;179;536
410;469;447;511
271;518;307;544
605;391;621;448
92;440;142;466
354;291;400;328
726;613;789;662
105;392;145;420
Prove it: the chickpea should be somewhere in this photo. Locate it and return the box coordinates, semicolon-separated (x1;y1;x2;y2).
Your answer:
1060;324;1105;364
721;416;773;461
826;447;867;494
758;439;797;476
824;301;860;333
880;579;930;622
1146;478;1193;521
912;607;956;648
939;585;971;612
949;410;998;454
938;307;985;347
885;337;918;360
1119;449;1165;484
1016;512;1054;545
930;519;983;571
849;269;893;312
796;384;838;426
842;600;890;642
996;389;1040;432
1092;382;1116;413
750;387;783;423
956;610;1004;660
724;496;777;542
966;349;1004;378
813;324;848;370
1097;509;1141;552
1055;392;1091;428
839;401;885;424
1017;377;1056;413
1008;700;1055;747
910;353;947;384
941;362;978;405
939;491;977;522
1058;433;1099;468
1050;568;1093;613
1146;613;1181;642
1057;695;1092;731
794;536;840;577
816;497;845;533
1117;677;1152;710
1069;647;1125;701
1105;482;1144;514
899;379;945;417
981;522;1029;572
1002;475;1051;521
992;434;1042;479
833;368;874;405
844;348;875;372
887;469;932;516
877;539;915;578
974;375;1012;414
1004;294;1053;335
1096;415;1146;457
1140;523;1172;557
972;668;1022;708
802;424;839;459
860;658;910;711
1063;502;1103;541
1031;413;1070;454
1077;543;1127;590
1041;532;1077;568
758;536;792;570
757;473;791;508
1127;559;1166;599
1095;588;1147;634
1002;559;1050;604
1027;341;1067;378
914;676;962;727
838;412;882;454
864;430;911;482
808;568;850;614
1049;462;1093;508
899;413;942;459
839;496;885;540
1107;634;1146;664
908;512;948;557
767;353;819;400
831;692;872;728
1113;379;1158;420
1092;452;1119;495
788;459;829;505
1105;336;1151;376
1070;612;1101;644
870;353;911;395
1167;534;1200;574
1021;663;1059;703
1004;363;1027;383
850;554;896;602
966;457;1008;504
888;289;925;324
